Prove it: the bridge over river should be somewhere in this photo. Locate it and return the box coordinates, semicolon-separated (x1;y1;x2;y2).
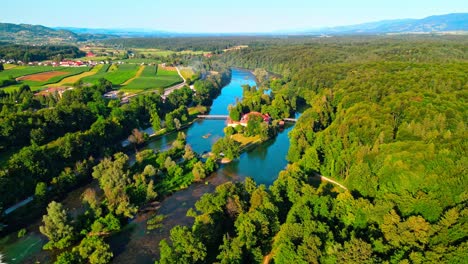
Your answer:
197;115;297;122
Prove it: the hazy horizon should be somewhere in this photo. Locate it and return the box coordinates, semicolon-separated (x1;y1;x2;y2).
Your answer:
1;0;467;33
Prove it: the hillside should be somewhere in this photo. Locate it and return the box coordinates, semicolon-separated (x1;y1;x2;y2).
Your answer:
0;23;114;44
307;13;468;34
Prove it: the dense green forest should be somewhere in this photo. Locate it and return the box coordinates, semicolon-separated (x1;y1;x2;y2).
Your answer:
157;37;468;263
0;44;85;62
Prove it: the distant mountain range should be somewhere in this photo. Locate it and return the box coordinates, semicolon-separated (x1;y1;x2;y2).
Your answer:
306;13;468;35
0;13;466;44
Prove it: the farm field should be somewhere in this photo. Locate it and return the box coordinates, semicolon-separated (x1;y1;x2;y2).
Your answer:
122;65;157;91
121;65;183;93
17;71;69;82
101;63;139;85
49;64;104;87
0;66;58;81
19;67;90;87
80;64;110;84
0;66;90;91
121;65;145;85
153;68;183;88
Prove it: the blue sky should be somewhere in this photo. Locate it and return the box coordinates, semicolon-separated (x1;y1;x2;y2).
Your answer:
1;0;466;32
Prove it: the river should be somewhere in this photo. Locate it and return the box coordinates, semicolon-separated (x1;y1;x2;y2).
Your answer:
1;68;294;264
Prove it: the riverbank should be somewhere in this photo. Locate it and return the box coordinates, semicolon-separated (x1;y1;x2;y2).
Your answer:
1;68;290;264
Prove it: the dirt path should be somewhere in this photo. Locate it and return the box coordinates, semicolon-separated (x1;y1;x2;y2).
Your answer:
263;253;272;264
314;173;348;190
122;65;145;85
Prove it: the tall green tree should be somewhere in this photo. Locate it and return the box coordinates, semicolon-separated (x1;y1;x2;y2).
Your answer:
39;201;75;250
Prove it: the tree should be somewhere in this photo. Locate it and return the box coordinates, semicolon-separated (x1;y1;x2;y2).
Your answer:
0;63;4;71
35;181;47;202
76;236;113;264
92;154;137;217
192;161;206;181
212;137;240;160
151;111;161;132
157;226;206;264
128;128;145;153
39;201;75;250
229;105;241;121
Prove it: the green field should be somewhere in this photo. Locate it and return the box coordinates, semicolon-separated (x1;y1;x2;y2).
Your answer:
123;65;157;90
122;66;183;92
101;63;139;85
80;64;110;84
153;68;183;88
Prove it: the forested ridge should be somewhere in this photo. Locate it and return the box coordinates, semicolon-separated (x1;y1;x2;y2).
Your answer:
157;37;468;263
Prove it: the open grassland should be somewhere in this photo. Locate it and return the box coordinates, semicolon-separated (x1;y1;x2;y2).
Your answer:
103;63;139;85
49;64;104;86
80;64;110;84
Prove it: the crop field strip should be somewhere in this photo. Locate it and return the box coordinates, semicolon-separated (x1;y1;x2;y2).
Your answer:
80;64;111;84
17;71;69;81
153;68;183;88
19;67;90;86
121;65;145;85
123;65;158;91
49;64;104;87
101;63;140;85
0;66;58;81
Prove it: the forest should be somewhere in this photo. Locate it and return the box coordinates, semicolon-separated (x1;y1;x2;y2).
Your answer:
0;44;85;62
157;36;467;263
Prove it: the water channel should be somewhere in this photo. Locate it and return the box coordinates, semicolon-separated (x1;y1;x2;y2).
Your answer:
1;68;295;264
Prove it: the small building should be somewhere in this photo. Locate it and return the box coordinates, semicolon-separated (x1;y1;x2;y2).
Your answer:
35;87;73;97
86;51;95;57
